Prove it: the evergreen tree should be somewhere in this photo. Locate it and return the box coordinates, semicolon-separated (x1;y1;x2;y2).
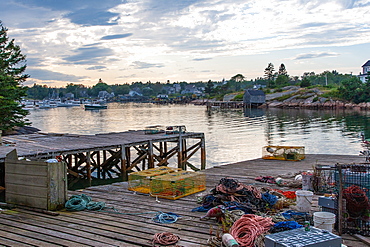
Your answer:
300;77;311;88
205;80;214;95
0;21;30;132
264;63;275;80
264;63;275;87
278;63;288;76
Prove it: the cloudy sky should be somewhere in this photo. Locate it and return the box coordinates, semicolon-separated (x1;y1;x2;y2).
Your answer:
1;0;369;87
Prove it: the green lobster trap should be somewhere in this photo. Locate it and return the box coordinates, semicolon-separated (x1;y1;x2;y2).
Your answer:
150;170;206;200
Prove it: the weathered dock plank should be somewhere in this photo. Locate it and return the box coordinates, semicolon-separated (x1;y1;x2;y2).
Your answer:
0;225;61;247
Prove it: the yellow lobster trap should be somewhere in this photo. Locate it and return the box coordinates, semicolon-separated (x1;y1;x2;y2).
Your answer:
262;145;305;161
128;167;181;194
150;170;206;200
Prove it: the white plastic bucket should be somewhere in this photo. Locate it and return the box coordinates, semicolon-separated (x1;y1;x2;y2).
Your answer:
314;211;336;232
301;174;313;191
295;190;313;212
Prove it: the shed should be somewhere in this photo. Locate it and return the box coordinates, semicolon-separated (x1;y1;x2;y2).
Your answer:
243;89;266;107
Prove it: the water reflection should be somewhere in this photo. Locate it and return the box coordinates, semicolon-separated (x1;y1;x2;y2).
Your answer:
26;103;368;167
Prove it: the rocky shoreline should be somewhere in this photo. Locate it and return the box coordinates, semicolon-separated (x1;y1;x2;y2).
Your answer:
263;100;370;110
262;86;370;110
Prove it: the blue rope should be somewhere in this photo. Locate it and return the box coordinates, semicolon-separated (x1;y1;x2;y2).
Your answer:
152;212;180;224
65;194;179;223
281;210;309;220
262;192;278;206
273;221;302;229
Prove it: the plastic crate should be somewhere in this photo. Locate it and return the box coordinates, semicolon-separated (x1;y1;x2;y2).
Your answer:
150;170;206;200
262;146;305;161
128;167;181;194
265;227;341;247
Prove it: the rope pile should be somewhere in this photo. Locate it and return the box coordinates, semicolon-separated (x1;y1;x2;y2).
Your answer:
152;212;180;224
269;221;302;233
193;178;278;213
150;232;180;246
65;194;106;211
343;185;370;217
230;214;274;247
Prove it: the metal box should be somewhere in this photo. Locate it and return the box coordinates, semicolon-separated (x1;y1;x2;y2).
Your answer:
150;170;206;200
265;227;341;247
128;166;181;194
262;146;305;161
5;150;67;210
318;196;337;209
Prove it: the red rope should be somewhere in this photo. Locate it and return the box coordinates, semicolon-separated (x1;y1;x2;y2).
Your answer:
151;232;180;246
343;185;369;217
230;214;273;247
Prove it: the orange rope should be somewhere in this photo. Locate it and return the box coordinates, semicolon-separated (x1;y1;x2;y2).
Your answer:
151;232;180;246
230;214;273;247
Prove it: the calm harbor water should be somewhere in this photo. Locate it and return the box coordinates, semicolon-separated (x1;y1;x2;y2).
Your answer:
25;103;369;168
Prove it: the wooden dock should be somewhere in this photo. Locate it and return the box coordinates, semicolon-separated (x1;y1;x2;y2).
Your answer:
0;130;206;185
0;154;368;246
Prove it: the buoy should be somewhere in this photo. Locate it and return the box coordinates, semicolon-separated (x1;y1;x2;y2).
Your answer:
276;177;283;185
222;233;239;247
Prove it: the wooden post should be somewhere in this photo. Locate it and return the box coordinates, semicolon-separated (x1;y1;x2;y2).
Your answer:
182;138;187;170
97;150;101;179
201;135;206;170
178;127;183;170
159;142;164;157
126;146;131;169
86;151;92;186
121;145;127;181
148;141;154;169
337;163;343;235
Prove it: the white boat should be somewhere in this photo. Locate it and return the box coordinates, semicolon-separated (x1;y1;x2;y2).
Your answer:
57;101;80;107
84;104;107;110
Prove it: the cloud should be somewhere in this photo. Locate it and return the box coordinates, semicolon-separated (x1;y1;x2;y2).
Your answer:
101;33;133;40
193;58;212;61
26;68;86;82
132;61;164;69
298;22;328;29
3;0;124;27
86;66;107;70
63;46;115;65
293;52;340;60
64;8;119;26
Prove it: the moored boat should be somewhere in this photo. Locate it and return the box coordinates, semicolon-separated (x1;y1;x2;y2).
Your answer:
84;104;107;110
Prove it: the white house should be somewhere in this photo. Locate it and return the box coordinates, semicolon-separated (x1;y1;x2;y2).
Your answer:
359;60;370;83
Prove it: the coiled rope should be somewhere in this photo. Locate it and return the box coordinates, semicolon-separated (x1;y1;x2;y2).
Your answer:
152;212;180;224
230;214;274;247
65;194;92;211
151;232;180;246
343;185;369;217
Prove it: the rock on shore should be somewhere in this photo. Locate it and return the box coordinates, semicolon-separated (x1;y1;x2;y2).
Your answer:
262;86;370;110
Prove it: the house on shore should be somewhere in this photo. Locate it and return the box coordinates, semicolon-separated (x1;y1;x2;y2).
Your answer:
359;60;370;83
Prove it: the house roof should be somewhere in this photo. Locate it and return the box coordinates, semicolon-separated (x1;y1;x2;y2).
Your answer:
363;60;370;67
246;89;265;96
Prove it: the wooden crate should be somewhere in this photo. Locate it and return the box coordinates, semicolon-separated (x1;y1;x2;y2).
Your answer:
5;150;67;210
262;145;305;161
